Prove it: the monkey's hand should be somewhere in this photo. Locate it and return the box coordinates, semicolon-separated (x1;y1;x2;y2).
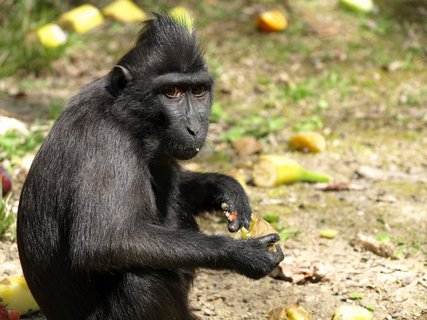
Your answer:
220;186;252;233
230;234;284;279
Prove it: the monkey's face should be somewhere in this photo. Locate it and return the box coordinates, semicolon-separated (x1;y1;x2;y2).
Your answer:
156;77;213;160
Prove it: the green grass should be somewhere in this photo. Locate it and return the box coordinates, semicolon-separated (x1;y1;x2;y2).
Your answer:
0;0;67;78
0;191;14;240
219;114;286;142
0;130;44;162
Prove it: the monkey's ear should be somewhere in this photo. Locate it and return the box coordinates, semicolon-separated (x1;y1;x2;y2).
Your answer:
106;65;133;98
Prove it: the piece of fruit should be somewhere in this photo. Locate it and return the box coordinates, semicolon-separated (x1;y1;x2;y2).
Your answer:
332;305;375;320
0;167;12;197
169;6;194;31
286;304;312;320
319;228;338;239
8;310;21;320
234;213;279;251
0;305;8;320
268;304;312;320
289;131;326;153
103;0;147;23
36;24;67;48
257;10;288;32
252;155;330;187
59;4;104;34
0;276;39;315
340;0;374;13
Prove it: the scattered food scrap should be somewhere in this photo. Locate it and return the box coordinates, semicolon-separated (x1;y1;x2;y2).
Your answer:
285;304;312;320
268;303;312;320
289;131;326;153
0;167;12;197
257;10;288;32
350;233;395;258
319;228;338;239
0;276;39;315
314;182;366;192
59;4;104;34
252;155;330;187
233;136;262;156
0;305;20;320
103;0;147;23
36;24;67;48
339;0;375;13
332;304;375;320
270;258;329;284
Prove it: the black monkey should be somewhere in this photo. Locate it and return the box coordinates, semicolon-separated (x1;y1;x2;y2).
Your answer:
17;15;283;320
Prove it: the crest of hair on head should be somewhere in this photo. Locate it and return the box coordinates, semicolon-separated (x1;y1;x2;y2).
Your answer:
125;13;205;75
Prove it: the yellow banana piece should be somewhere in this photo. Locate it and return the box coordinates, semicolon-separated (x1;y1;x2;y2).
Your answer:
0;275;40;315
253;155;330;187
59;4;104;34
103;0;147;23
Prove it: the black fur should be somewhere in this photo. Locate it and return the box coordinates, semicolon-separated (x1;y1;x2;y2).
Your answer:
17;15;283;320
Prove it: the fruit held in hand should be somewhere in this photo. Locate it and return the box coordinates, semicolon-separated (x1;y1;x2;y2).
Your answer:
235;214;279;251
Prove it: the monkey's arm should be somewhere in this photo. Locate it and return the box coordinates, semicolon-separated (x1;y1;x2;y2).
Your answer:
178;170;251;232
69;212;282;280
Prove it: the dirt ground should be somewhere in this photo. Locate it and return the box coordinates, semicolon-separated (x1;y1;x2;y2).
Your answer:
1;0;426;319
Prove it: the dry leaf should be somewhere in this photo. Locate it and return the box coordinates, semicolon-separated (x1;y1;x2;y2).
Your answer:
314;182;366;192
233;136;262;156
350;233;395;258
270;259;329;284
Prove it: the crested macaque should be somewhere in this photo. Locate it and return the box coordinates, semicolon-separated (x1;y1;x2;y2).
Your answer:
17;14;283;320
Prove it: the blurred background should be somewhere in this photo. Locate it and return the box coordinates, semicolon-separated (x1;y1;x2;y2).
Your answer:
0;1;426;319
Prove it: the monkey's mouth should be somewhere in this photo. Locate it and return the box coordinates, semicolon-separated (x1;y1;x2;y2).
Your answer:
175;146;201;160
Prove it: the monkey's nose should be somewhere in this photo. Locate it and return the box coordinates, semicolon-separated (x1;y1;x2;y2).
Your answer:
186;127;199;137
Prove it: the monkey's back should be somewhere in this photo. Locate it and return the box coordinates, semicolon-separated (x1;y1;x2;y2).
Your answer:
16;79;197;319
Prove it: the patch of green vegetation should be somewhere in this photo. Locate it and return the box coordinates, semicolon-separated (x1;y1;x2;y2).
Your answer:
0;191;14;240
48;100;65;120
376;231;391;243
283;80;315;102
262;213;280;223
0;130;44;162
278;228;300;241
210;101;230;123
348;292;364;301
293;115;323;132
219;115;285;142
0;0;70;78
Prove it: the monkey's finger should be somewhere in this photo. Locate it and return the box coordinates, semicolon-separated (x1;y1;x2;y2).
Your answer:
221;202;230;211
227;219;242;233
258;233;280;246
241;215;251;229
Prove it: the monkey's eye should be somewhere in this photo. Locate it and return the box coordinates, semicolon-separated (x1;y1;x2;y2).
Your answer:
191;85;207;98
164;87;183;99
